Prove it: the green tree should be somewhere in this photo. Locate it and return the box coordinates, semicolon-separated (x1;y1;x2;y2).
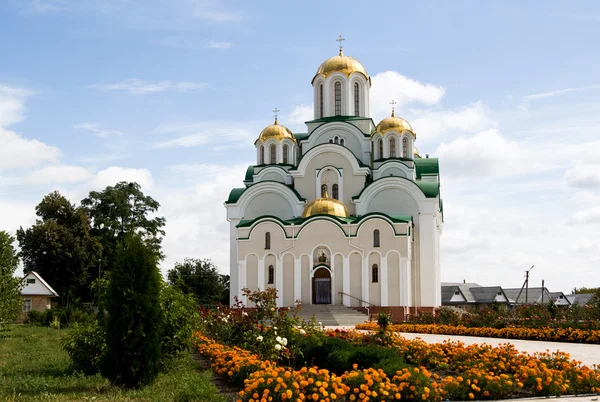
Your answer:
101;234;163;388
0;231;23;329
16;191;102;305
167;258;229;306
81;182;166;269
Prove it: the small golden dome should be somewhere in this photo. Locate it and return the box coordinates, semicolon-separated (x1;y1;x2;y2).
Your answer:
413;146;421;158
255;118;296;144
373;111;416;138
302;189;349;218
312;50;370;84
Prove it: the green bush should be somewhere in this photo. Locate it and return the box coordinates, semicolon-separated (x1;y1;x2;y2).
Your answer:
160;284;201;364
61;321;106;374
25;310;44;325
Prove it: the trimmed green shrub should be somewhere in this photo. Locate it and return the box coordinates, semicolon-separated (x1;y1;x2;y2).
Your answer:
61;321;106;374
25;310;44;326
160;284;201;364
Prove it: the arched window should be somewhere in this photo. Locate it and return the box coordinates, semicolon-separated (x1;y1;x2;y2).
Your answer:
332;184;339;200
340;138;345;146
378;139;383;159
260;145;264;164
268;265;274;284
283;144;289;164
372;264;379;283
321;183;327;197
329;138;333;143
374;229;380;247
334;81;342;116
319;84;324;118
402;137;408;157
270;144;277;164
354;83;360;116
334;136;339;144
265;232;271;249
389;138;396;158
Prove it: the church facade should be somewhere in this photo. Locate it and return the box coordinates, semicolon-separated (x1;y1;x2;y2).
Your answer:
225;43;443;314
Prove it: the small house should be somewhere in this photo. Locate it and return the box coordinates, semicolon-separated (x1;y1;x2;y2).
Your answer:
20;271;59;318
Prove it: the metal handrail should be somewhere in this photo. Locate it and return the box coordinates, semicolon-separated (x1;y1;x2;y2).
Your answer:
338;292;377;321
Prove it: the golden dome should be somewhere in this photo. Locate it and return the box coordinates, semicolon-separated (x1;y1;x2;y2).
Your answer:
255;118;295;144
413;146;421;158
373;111;416;138
302;189;349;218
312;50;371;84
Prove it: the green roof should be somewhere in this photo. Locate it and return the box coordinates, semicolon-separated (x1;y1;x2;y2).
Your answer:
293;133;309;141
352;176;439;200
414;158;439;179
244;165;255;181
225;181;306;204
236;212;412;228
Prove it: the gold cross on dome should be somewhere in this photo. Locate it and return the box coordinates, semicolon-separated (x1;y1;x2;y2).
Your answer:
273;107;279;123
390;100;397;116
336;35;345;54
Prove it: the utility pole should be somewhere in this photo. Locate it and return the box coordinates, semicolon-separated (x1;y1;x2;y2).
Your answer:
525;265;534;305
541;279;545;304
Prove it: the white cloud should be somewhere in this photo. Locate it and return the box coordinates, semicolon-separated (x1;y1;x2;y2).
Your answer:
153;133;210;149
435;129;525;178
152;121;258;150
74;122;122;137
286;104;313;130
522;84;600;102
572;207;600;225
90;79;207;95
0;128;61;170
23;165;91;185
90;167;154;190
370;71;445;120
208;41;232;49
0;85;33;127
564;165;600;188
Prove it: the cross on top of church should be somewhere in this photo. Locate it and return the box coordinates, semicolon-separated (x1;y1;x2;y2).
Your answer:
336;35;345;55
273;107;279;123
390;100;397;116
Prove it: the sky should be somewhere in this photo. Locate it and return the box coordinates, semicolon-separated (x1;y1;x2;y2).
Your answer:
1;0;599;293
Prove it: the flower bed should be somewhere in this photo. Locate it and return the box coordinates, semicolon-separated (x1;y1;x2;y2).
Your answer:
355;323;600;344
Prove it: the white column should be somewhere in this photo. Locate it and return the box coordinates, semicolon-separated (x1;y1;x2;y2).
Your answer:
381;254;388;307
418;214;438;307
229;220;240;306
257;258;265;290
238;260;247;305
342;256;350;306
330;268;336;305
276;258;283;307
400;257;412;306
362;255;369;306
294;258;301;304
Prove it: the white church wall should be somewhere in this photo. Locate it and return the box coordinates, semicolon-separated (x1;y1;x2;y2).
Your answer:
244;192;295;220
294;220;351;255
365;188;420;217
334;254;344;305
301;255;310;304
238;222;292;258
260;172;286;183
349;252;362;307
283;253;295;306
387;251;401;306
264;254;277;291
417;213;439;307
246;255;259;304
368;252;381;306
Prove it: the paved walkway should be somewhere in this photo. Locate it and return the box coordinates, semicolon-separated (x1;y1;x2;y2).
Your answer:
331;327;600;367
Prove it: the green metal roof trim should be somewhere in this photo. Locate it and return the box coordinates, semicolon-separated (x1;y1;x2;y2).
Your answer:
306;115;373;124
352;176;440;200
414;158;439;179
293;133;309;141
244;165;255;181
373;157;414;163
225;181;306;204
236;212;412;228
289;142;369;171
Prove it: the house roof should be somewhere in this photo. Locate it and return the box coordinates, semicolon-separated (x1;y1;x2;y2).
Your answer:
470;286;507;303
565;293;595;306
503;287;551;304
21;271;59;297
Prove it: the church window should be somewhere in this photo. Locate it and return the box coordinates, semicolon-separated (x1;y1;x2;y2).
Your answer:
378;139;383;159
283;144;289;164
389;138;396;158
270;144;277;164
332;184;339;199
260;145;264;164
321;183;327;197
329;139;333;143
374;229;380;247
268;265;274;284
319;84;324;118
334;81;342;116
402;137;408;157
340;138;345;146
334;136;339;144
354;83;360;116
372;264;379;283
265;232;271;249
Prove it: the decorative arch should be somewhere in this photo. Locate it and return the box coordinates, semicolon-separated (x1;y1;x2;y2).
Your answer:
372;160;414;181
291;143;370;179
235;181;306;219
259;145;265;164
315;164;343;201
353;177;433;216
269;143;277;164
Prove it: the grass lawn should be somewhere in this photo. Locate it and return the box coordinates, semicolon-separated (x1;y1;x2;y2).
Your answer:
0;325;225;402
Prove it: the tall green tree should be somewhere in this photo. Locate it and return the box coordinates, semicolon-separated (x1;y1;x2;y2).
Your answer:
167;258;229;305
101;234;163;388
0;231;23;329
17;191;102;305
81;182;166;269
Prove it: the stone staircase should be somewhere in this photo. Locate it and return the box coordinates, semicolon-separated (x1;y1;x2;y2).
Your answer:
295;304;369;327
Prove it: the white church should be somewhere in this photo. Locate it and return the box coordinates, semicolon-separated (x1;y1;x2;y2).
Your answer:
225;40;443;316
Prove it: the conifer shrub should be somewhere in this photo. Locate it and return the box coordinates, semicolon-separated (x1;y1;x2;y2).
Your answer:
100;234;164;388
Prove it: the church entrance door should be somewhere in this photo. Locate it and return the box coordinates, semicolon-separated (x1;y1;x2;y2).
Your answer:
313;267;331;304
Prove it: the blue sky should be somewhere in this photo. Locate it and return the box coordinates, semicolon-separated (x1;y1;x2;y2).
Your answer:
1;0;599;292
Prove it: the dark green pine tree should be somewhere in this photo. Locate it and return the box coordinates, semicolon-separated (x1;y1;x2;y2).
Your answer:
101;234;163;388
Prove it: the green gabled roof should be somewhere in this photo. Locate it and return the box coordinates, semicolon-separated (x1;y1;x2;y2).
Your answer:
293;133;309;141
225;181;306;205
352;176;439;200
236;212;412;228
244;165;255;181
414;158;439;179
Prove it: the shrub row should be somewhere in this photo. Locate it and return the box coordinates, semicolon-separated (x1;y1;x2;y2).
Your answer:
355;323;600;344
